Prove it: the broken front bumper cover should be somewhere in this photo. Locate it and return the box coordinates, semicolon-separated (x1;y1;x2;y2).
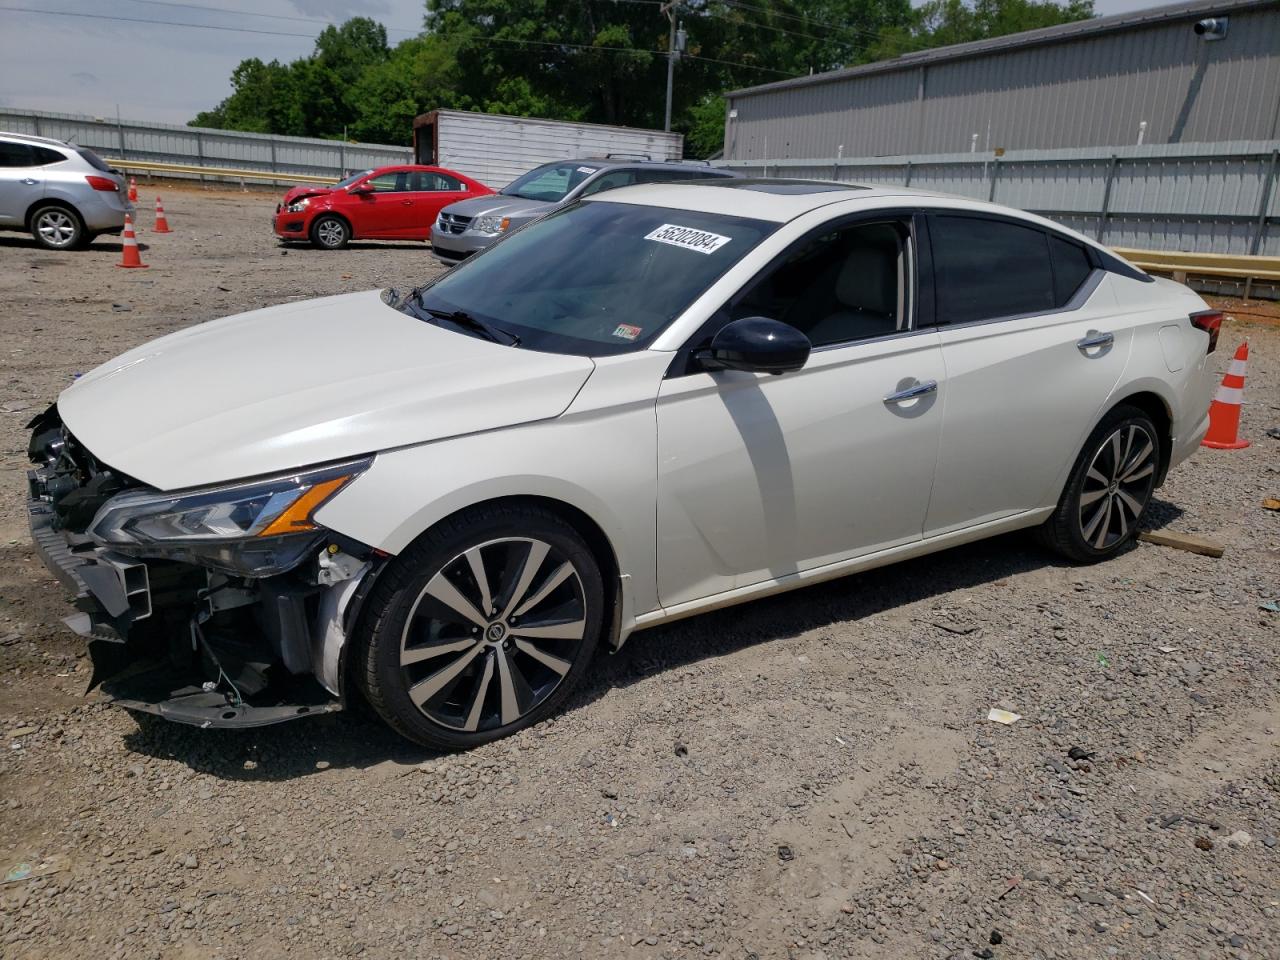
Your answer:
28;487;367;730
92;649;343;729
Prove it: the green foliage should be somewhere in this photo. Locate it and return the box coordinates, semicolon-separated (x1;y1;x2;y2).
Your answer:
191;0;1094;158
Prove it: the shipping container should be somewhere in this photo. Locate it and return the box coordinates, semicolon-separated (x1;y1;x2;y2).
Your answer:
412;110;683;188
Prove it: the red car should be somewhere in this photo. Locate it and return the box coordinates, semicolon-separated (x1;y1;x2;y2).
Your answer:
273;164;493;249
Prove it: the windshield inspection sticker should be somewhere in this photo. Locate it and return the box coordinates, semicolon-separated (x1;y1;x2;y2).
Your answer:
644;223;731;255
612;323;643;341
576;166;598;175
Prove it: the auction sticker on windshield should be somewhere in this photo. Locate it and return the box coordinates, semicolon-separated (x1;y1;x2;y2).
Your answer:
612;323;642;341
644;223;732;255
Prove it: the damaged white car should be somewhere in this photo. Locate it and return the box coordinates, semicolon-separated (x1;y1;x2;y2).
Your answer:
27;179;1218;749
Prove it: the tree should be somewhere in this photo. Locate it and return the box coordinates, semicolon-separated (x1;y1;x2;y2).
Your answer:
191;2;1095;156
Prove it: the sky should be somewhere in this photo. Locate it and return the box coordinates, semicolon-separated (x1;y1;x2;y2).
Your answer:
0;0;1173;131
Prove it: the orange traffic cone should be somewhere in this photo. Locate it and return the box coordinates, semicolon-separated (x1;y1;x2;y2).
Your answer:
1202;341;1249;449
116;214;148;269
128;177;138;203
153;196;172;233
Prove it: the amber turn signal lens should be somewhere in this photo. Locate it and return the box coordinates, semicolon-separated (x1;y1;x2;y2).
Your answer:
256;476;350;537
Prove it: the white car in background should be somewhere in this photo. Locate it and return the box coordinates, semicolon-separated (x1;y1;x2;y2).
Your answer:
0;132;131;249
26;180;1218;749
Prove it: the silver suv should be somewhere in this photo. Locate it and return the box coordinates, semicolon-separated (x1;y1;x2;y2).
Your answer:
430;157;738;264
0;132;132;250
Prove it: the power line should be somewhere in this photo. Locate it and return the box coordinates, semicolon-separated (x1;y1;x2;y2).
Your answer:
1;5;800;77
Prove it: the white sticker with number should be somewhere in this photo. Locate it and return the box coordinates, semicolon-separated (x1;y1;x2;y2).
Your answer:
643;223;732;255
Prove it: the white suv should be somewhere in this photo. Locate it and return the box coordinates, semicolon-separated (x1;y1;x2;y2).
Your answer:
0;132;131;249
26;180;1217;749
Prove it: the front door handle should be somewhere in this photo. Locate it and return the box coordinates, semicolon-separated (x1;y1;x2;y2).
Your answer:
1077;331;1114;351
883;379;938;404
401;199;414;206
20;178;38;185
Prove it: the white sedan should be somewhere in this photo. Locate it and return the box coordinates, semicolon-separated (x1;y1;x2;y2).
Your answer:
26;180;1219;749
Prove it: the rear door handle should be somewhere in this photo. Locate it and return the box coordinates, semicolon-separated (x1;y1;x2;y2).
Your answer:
20;178;38;185
401;199;414;206
1077;331;1114;351
883;379;938;403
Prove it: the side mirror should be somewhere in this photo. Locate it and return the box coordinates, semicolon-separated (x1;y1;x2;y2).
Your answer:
697;317;810;375
349;183;373;195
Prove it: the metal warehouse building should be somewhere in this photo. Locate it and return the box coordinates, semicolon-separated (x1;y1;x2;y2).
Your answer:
722;0;1280;161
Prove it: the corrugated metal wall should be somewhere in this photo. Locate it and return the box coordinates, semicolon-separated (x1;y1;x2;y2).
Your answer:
435;112;683;188
721;141;1280;257
0;108;411;182
726;7;1280;160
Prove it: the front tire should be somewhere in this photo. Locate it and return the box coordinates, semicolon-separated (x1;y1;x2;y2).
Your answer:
310;215;349;249
357;505;604;750
1038;404;1161;563
30;205;85;250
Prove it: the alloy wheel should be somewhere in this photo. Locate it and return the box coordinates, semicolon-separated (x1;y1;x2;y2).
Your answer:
1077;422;1157;550
316;218;346;248
35;209;78;248
398;537;588;733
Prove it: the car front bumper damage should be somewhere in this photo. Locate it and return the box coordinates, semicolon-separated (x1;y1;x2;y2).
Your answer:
27;448;380;731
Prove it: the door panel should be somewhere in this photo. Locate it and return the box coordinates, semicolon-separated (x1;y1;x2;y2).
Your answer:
0;140;42;224
656;332;945;608
925;278;1131;535
345;172;407;237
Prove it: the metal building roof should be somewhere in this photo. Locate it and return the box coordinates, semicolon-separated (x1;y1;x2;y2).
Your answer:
726;0;1278;99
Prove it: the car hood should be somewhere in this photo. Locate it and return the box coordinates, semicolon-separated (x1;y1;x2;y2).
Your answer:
441;195;555;220
281;184;334;205
57;290;596;491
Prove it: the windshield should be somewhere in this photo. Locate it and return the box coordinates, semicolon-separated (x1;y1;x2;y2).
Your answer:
500;161;601;203
406;201;775;356
337;169;374;188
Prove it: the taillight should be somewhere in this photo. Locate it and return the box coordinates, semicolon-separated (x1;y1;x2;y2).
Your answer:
1189;310;1222;353
85;175;119;192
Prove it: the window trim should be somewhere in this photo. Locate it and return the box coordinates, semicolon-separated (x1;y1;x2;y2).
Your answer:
666;208;930;378
922;210;1113;329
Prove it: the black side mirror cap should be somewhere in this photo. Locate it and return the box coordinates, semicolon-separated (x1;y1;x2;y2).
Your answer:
697;316;811;375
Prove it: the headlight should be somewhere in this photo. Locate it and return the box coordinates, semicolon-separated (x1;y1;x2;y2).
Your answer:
87;457;372;576
286;198;311;213
472;215;511;236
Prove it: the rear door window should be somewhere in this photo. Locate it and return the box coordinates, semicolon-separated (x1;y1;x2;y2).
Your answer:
0;141;35;167
930;215;1054;324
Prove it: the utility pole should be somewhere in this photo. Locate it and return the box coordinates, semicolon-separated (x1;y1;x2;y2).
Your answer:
662;1;686;132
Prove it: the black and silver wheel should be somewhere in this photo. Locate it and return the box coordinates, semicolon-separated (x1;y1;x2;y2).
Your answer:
30;205;85;250
310;215;349;249
358;505;604;750
1039;404;1161;562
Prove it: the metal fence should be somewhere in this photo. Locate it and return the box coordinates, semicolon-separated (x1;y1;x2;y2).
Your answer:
0;107;411;184
721;141;1280;259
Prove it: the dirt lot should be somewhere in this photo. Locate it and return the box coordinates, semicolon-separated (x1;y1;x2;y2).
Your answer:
0;185;1278;960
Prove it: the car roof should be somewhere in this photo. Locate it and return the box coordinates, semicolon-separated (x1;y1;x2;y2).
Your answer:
0;131;73;149
555;157;731;174
587;178;956;222
587;177;1121;258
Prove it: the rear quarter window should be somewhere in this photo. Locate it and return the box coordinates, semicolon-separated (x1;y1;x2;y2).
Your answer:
1049;234;1095;305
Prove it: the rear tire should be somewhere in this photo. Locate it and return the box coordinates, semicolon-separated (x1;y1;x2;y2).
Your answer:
310;215;349;250
357;504;604;750
1037;404;1161;563
30;204;86;250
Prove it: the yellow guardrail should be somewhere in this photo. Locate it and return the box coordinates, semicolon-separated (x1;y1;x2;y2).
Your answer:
104;158;338;186
1113;248;1280;283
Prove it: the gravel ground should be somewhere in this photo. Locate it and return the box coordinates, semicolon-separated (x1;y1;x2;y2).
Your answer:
1;185;1278;960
